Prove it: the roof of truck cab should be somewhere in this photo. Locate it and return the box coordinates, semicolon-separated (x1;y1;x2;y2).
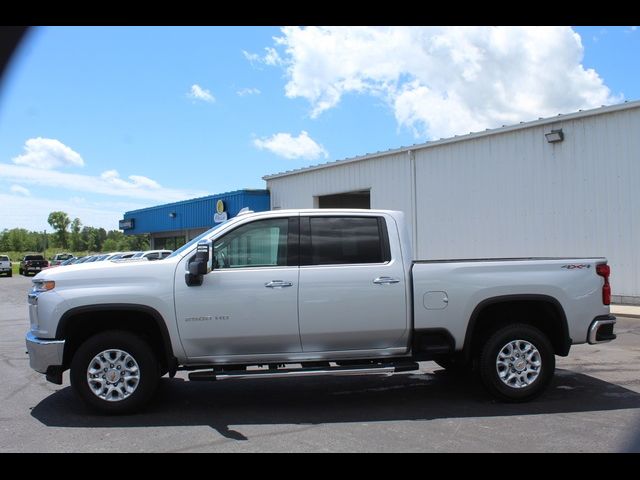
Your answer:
245;208;402;216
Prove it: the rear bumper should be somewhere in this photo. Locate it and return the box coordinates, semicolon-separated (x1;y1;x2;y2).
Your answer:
588;315;617;344
25;332;65;374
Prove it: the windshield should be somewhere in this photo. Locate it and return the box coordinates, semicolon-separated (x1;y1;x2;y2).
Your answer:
167;221;229;259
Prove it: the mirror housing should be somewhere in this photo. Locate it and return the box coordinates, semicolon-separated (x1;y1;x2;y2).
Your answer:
185;239;213;286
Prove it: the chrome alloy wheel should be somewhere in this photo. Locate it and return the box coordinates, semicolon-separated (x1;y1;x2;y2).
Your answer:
87;349;141;402
495;340;542;389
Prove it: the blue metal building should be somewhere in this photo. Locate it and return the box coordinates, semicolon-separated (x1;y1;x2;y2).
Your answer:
120;189;270;250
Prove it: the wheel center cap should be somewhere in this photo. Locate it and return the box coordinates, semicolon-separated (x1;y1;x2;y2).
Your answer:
514;359;527;371
106;369;119;383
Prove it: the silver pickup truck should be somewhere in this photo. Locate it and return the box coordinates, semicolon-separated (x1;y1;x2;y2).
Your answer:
0;255;12;277
25;209;616;413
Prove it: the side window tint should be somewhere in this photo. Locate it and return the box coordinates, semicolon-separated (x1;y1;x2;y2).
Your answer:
213;218;289;269
309;217;383;265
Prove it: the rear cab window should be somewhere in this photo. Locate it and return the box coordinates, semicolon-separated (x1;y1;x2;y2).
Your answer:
301;216;390;266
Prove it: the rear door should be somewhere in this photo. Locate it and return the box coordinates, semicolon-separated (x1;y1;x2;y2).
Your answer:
297;214;408;353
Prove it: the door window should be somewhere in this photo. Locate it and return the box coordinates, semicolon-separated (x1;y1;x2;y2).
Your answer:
213;218;289;269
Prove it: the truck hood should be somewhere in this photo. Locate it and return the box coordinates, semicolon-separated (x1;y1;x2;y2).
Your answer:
33;258;179;287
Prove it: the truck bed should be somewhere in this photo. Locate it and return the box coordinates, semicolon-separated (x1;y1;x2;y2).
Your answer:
411;256;610;352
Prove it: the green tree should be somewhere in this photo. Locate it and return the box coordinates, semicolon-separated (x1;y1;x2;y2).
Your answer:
81;227;98;252
96;228;107;251
126;234;150;251
102;238;119;252
7;228;28;251
47;211;71;249
0;229;9;251
70;218;84;251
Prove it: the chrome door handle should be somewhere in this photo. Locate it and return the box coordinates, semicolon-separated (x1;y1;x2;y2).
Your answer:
373;276;400;285
265;280;293;288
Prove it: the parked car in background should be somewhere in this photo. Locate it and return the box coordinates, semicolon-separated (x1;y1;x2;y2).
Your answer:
19;254;48;275
45;257;78;269
130;250;173;261
50;253;74;266
108;251;141;261
0;255;11;277
85;254;111;263
72;256;92;264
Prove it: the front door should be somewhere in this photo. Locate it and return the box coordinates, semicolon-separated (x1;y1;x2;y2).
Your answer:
174;216;301;359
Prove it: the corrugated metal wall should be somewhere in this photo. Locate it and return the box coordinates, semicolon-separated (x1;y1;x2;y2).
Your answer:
123;189;270;236
267;105;640;301
269;151;416;242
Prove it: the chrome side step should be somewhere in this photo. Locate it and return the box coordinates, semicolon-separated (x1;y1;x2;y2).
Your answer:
188;362;418;382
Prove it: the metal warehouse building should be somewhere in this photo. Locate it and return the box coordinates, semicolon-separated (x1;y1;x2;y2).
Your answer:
264;101;640;304
121;189;270;250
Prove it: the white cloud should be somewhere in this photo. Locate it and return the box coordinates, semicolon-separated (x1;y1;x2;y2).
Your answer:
0;193;147;231
100;170;161;190
0;164;207;203
261;26;620;139
9;184;30;196
12;137;84;169
242;50;261;65
188;84;215;103
237;87;261;97
253;131;328;160
243;47;284;68
263;47;283;66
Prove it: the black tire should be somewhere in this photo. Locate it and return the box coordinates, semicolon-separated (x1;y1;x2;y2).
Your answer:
8;271;12;277
19;268;23;275
70;330;160;414
479;324;555;402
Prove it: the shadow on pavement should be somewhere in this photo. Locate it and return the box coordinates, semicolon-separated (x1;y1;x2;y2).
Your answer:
31;368;640;446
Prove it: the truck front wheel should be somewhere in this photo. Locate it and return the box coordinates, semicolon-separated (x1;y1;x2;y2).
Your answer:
479;324;555;402
70;330;160;414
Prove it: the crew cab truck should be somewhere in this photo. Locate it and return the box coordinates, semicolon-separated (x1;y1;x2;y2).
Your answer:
0;255;11;277
19;254;48;276
25;209;616;413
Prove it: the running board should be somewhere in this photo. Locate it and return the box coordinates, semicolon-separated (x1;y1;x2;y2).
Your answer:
188;362;419;382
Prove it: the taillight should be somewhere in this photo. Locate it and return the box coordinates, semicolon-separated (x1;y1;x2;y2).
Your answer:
596;263;611;305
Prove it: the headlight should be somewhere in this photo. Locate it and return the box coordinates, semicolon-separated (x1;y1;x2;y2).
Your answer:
32;280;55;293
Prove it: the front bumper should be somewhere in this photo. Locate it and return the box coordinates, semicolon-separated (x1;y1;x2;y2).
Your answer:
588;315;617;344
25;332;65;374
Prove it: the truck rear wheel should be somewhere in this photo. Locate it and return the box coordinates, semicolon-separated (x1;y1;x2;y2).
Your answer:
479;324;555;402
70;330;160;414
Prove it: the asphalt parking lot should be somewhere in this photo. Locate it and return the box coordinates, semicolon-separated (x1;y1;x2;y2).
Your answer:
1;274;640;452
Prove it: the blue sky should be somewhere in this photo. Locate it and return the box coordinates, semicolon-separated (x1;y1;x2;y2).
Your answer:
0;26;638;232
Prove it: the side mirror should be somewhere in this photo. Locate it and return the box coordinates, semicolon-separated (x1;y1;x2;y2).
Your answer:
185;239;213;286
